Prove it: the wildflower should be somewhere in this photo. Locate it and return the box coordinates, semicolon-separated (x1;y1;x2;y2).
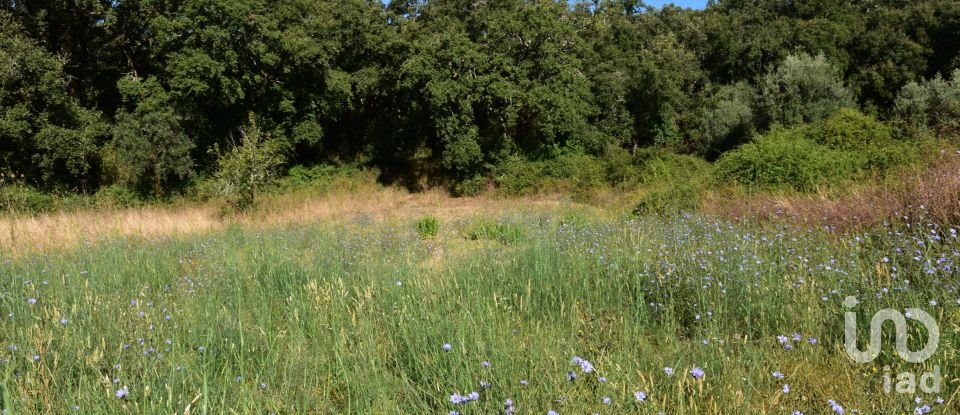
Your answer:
808;337;818;345
664;367;674;376
782;384;790;394
27;298;36;305
59;318;68;325
690;367;705;380
504;399;516;415
259;382;268;390
480;380;491;389
442;343;452;352
597;376;607;383
571;356;594;373
602;396;611;405
634;390;647;402
519;380;528;387
467;391;479;401
197;346;206;353
828;399;845;414
482;360;491;368
566;371;577;381
32;355;40;362
115;386;129;399
547;411;558;415
772;371;784;379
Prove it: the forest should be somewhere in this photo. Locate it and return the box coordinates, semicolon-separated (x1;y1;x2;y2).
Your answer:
1;0;959;206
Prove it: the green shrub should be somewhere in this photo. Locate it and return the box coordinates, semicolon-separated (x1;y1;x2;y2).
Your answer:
0;185;55;214
415;215;440;239
759;53;854;128
635;150;713;186
715;129;864;191
94;184;143;209
452;174;488;197
694;82;757;157
633;183;701;215
893;69;960;139
462;219;525;244
494;157;545;196
214;116;287;212
601;145;640;187
811;108;893;151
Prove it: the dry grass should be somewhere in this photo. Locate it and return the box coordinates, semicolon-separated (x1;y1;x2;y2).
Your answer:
0;187;575;258
703;150;960;230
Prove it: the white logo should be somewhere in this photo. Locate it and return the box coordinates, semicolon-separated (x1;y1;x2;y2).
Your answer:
843;296;939;364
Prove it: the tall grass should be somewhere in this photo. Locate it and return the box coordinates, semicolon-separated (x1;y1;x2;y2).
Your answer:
0;211;956;414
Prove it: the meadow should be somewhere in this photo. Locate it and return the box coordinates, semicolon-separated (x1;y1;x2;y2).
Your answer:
0;196;957;415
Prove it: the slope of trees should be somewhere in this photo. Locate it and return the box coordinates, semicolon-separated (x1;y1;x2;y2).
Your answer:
1;0;958;198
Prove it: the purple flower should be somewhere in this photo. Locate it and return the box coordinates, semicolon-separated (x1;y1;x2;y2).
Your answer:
634;390;647;402
482;360;491;368
115;386;129;399
602;396;611;405
27;298;36;305
519;380;528;387
442;343;452;352
480;380;491;389
259;383;267;390
690;367;705;380
664;367;674;376
782;384;790;394
566;371;577;381
571;356;594;373
547;411;558;415
59;318;68;325
772;371;784;379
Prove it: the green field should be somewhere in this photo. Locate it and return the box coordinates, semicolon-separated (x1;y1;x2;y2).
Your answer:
1;209;957;414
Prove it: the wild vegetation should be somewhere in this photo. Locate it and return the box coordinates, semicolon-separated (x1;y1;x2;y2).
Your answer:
2;1;960;414
1;0;959;208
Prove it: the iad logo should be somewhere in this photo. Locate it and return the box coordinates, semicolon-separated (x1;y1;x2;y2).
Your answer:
843;296;941;394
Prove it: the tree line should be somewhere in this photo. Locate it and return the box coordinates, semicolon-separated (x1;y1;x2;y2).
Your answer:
1;0;959;198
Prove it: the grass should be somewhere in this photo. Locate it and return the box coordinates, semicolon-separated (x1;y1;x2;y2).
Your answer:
1;204;958;414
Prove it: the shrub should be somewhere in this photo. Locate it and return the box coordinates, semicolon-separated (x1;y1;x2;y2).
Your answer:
214;116;287;212
415;216;440;239
0;185;55;214
635;150;713;186
759;53;855;128
893;69;960;139
715;129;863;191
462;219;525;244
494;157;545;196
452;174;488;197
694;82;757;158
94;185;143;209
633;183;701;215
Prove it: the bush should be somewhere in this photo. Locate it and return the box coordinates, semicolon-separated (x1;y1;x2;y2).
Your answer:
214;116;287;212
415;216;440;239
715;128;863;191
462;219;525;244
452;174;488;197
633;183;701;215
759;53;855;128
894;69;960;139
94;185;143;209
0;185;56;214
635;150;713;186
494;157;546;196
811;108;893;151
694;82;757;158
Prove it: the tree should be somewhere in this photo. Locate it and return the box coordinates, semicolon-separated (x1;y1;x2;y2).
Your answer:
759;53;854;128
107;76;195;197
0;12;106;191
214;115;287;211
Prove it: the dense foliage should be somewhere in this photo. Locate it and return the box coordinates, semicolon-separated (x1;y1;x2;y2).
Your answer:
1;0;959;197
